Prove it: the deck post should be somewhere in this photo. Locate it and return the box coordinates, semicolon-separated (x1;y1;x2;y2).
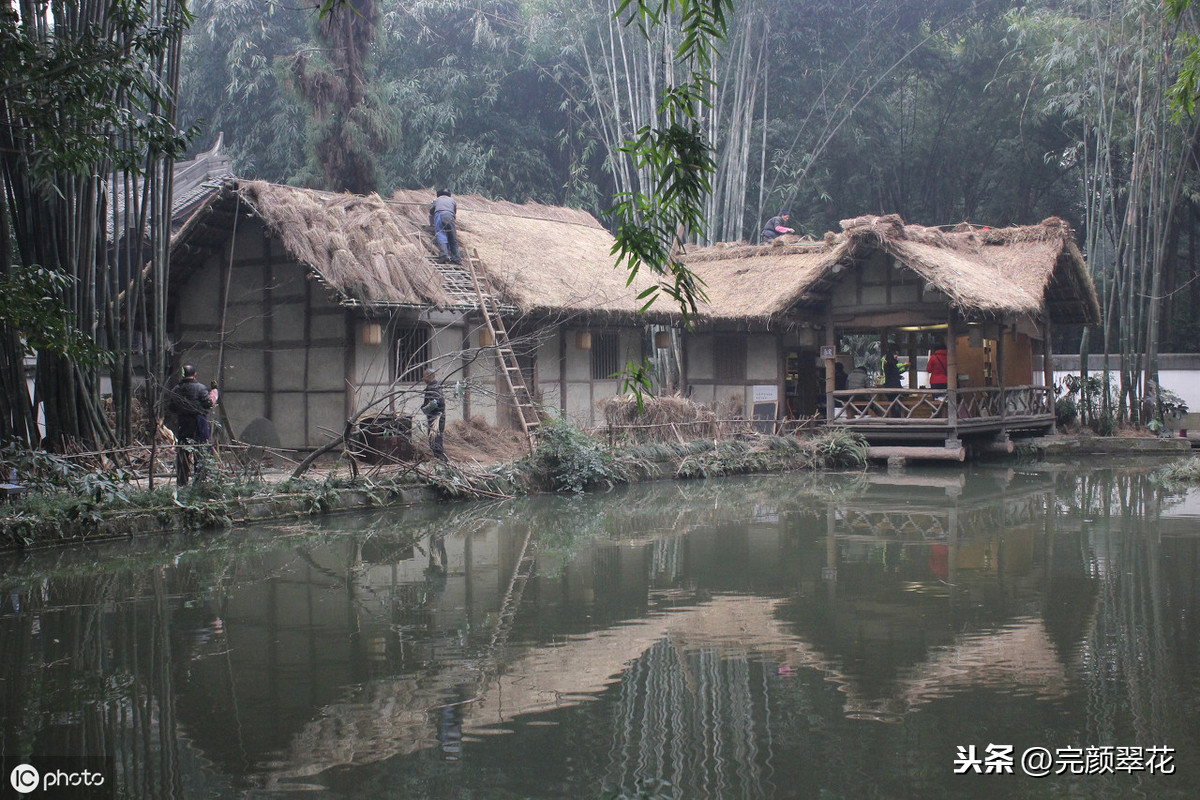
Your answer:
825;308;836;421
1042;315;1054;393
906;331;918;389
946;313;958;428
996;323;1006;422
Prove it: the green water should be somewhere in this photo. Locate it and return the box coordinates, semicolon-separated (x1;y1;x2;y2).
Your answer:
2;465;1199;799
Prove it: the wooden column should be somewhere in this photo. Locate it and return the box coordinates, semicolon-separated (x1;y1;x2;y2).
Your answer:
946;314;958;427
907;331;918;389
995;323;1006;387
462;325;472;421
1042;315;1054;389
824;307;836;420
996;322;1006;422
558;327;567;414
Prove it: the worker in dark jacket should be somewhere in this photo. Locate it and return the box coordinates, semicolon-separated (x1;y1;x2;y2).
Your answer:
761;209;795;242
429;189;462;264
169;364;214;485
422;370;448;462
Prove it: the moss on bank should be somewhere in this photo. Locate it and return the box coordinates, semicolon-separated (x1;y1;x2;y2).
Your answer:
1;424;869;551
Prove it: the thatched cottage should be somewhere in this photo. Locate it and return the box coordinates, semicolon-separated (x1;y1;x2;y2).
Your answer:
169;178;1099;456
682;214;1100;455
168;180;663;449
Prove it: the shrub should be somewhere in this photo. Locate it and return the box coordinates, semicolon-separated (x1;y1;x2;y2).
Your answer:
1055;397;1078;428
530;417;615;493
810;429;870;469
1091;411;1118;437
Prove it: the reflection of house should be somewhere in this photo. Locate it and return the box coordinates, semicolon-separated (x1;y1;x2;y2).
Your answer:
682;215;1101;455
167;470;1079;792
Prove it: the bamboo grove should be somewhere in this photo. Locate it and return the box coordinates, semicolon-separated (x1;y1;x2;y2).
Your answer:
1;0;192;451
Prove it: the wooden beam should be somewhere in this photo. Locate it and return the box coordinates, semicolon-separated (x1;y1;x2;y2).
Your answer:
867;445;966;462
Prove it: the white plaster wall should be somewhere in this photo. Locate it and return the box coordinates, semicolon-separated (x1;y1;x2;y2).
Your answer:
1049;369;1200;411
713;385;749;415
565;329;592;380
746;335;778;381
688;332;714;379
565;383;593;427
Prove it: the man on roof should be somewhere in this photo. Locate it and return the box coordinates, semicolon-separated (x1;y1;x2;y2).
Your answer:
429;189;462;264
761;209;795;242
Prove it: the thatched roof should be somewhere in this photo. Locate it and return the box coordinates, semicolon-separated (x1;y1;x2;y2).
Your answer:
237;182;458;308
389;189;658;317
684;214;1101;325
171;180;659;317
173;188;1098;327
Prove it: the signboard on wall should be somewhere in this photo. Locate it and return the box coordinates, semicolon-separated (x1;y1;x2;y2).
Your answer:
752;385;778;432
820;345;835;359
752;385;778;403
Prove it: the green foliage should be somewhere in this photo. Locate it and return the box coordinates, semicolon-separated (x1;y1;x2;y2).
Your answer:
1055;397;1078;428
0;266;108;365
810;428;870;470
0;1;195;183
1058;373;1117;429
609;0;731;320
620;359;655;412
1168;0;1200;117
528;416;616;493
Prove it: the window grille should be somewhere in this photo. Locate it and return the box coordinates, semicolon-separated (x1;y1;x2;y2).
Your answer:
591;332;621;379
396;326;431;381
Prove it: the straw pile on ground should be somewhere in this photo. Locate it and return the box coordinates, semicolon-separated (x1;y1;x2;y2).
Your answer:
599;394;719;442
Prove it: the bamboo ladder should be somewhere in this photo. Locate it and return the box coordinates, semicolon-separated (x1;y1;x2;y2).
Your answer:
463;250;540;439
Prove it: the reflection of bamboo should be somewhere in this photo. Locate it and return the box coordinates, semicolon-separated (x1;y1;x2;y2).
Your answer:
606;641;766;799
1078;471;1175;749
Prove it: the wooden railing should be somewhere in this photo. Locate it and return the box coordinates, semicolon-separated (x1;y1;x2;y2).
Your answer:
828;385;1053;424
1001;385;1054;416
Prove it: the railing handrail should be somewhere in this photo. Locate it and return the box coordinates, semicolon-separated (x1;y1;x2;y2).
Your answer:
828;384;1053;423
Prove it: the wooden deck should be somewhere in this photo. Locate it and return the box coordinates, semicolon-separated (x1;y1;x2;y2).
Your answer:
826;385;1055;443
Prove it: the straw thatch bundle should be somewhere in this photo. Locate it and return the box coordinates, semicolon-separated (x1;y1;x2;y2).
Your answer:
684;213;1099;324
240;181;456;307
600;394;719;442
392;188;661;318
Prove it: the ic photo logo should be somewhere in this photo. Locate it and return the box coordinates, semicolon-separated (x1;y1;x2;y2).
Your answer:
6;761;108;796
9;764;39;794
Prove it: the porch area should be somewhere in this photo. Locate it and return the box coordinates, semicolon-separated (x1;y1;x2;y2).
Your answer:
826;385;1056;451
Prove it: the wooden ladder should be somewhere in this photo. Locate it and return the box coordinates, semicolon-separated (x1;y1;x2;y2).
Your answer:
464;251;540;438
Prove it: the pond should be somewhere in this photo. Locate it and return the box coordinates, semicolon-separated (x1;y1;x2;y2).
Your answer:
1;465;1199;799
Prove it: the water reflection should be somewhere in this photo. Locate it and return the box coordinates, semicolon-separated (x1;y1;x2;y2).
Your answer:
1;466;1199;798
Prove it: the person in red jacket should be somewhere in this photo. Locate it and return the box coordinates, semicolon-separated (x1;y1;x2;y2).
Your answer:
927;346;949;390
